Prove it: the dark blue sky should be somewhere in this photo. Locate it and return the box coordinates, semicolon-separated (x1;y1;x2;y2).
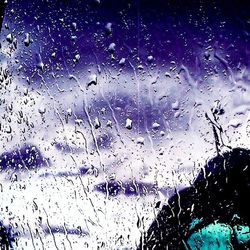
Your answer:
2;0;250;82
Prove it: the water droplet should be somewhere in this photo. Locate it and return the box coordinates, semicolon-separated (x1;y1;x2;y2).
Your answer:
75;54;80;62
35;53;44;71
105;22;112;34
6;33;13;43
228;119;242;128
108;43;116;53
125;118;132;130
160;131;165;136
94;117;101;129
75;119;83;126
51;52;56;58
137;65;144;70
159;147;164;155
204;51;210;60
172;101;179;110
13;38;17;49
71;35;77;41
152;122;160;129
23;87;28;96
38;107;46;115
174;111;180;118
137;137;145;145
72;22;77;31
24;33;30;47
106;120;112;127
66;108;72;116
119;58;126;66
87;74;97;88
165;72;171;78
147;55;154;63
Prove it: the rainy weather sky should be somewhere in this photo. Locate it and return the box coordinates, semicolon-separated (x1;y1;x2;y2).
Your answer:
0;0;250;249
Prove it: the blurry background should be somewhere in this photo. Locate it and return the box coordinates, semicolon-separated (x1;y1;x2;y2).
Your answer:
0;0;250;249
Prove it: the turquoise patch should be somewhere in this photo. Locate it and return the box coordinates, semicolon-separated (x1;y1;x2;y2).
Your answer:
234;225;250;245
187;220;250;249
187;223;232;250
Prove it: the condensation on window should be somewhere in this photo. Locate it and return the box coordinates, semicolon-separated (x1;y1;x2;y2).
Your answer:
0;0;250;249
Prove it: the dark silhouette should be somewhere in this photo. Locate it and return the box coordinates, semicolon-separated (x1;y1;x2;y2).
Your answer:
0;1;6;33
139;148;250;249
0;221;15;250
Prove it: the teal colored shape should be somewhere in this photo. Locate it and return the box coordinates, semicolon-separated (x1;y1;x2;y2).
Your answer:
187;220;250;250
234;225;250;245
187;223;233;250
189;218;204;231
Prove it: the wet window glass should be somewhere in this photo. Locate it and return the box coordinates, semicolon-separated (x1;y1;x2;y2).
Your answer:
0;0;250;249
